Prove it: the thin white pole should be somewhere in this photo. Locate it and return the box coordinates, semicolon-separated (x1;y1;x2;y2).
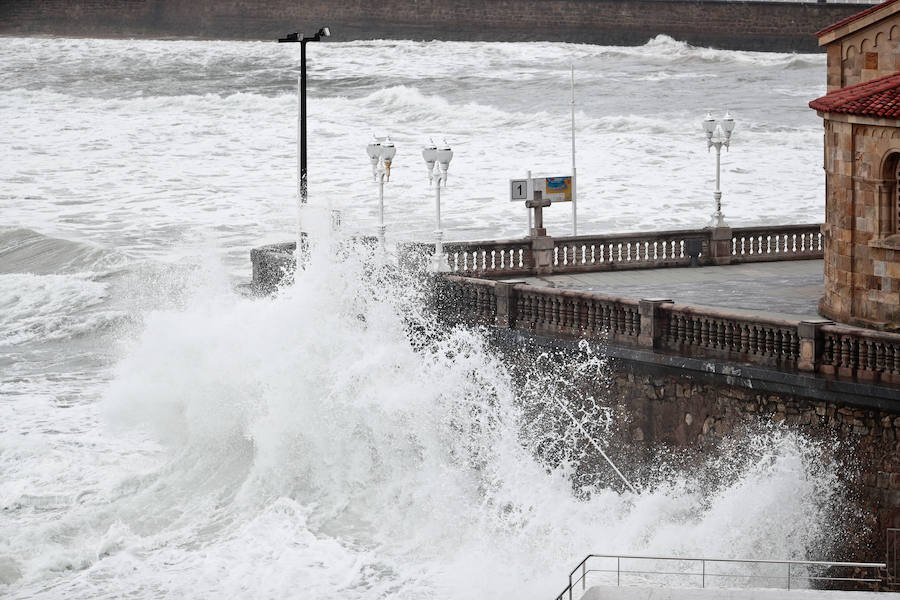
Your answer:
552;394;639;494
527;169;533;235
378;171;386;248
571;64;577;236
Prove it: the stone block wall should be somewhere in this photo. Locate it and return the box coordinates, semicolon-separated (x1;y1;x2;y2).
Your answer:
819;117;900;331
602;363;900;562
822;8;900;92
489;325;900;564
0;0;868;53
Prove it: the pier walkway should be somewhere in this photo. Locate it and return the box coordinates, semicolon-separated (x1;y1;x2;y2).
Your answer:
518;260;825;321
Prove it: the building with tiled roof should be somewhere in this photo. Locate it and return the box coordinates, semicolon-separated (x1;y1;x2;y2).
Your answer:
811;0;900;331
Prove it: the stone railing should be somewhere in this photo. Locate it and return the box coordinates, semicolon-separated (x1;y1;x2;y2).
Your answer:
730;224;824;263
253;224;825;290
439;275;900;384
444;238;535;277
656;304;802;370
415;224;823;277
551;229;709;272
819;325;900;382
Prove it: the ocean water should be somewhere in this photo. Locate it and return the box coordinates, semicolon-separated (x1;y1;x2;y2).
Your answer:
0;36;845;599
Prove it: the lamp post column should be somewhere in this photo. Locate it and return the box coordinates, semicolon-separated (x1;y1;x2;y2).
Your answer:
712;142;723;226
423;139;452;273
703;111;735;229
378;171;386;247
367;136;395;249
433;172;444;269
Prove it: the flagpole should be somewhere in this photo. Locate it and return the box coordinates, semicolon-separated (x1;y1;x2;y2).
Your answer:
571;64;577;236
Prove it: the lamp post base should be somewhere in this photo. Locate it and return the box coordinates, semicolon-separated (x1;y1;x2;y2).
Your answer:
708;212;729;228
431;252;450;273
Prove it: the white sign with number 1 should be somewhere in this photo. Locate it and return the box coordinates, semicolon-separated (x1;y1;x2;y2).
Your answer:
510;179;529;201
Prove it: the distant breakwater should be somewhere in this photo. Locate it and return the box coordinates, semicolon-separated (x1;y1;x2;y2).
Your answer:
0;0;870;52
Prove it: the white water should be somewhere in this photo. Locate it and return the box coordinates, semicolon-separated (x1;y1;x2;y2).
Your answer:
0;35;848;598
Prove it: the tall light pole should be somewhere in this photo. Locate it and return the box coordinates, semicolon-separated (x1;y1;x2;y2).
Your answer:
422;139;453;273
703;111;735;228
366;136;396;248
278;27;330;212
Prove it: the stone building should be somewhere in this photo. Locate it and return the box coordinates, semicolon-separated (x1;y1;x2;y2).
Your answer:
811;0;900;331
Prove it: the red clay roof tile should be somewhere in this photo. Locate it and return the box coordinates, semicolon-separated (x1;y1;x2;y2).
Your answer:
809;72;900;117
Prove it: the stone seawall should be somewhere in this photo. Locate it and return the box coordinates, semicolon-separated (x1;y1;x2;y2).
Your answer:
492;327;900;565
0;0;871;52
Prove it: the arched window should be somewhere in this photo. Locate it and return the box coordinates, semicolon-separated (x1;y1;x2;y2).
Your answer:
894;158;900;236
880;152;900;240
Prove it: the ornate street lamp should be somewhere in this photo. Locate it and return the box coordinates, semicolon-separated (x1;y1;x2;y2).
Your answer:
366;136;396;248
703;111;735;228
422;139;453;273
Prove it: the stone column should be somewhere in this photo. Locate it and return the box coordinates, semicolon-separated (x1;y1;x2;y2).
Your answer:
706;226;733;266
494;281;524;328
638;298;674;349
798;318;833;372
532;236;554;275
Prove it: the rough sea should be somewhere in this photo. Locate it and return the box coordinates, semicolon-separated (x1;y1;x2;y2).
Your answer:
0;35;845;599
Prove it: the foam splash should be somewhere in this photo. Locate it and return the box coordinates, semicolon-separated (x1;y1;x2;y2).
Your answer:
0;241;846;598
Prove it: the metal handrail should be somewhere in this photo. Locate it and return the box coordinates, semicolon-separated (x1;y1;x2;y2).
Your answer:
554;554;887;600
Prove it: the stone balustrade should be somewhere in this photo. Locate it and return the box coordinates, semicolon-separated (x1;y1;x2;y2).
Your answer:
657;305;802;369
439;275;900;384
252;224;826;290
444;239;534;276
552;229;709;272
730;224;824;263
820;325;900;383
414;224;824;277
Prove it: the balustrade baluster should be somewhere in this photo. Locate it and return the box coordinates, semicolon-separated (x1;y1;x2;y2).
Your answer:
747;326;758;354
892;344;900;376
840;336;851;369
527;294;536;328
765;329;775;357
664;311;676;341
701;319;710;347
822;335;835;365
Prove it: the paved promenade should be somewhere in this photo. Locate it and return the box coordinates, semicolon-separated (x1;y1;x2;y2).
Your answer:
519;260;825;321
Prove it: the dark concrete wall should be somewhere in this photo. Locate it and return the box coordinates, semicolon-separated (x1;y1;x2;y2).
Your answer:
0;0;872;52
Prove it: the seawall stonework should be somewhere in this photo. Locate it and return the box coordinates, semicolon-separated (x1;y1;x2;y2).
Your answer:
496;328;900;564
0;0;871;52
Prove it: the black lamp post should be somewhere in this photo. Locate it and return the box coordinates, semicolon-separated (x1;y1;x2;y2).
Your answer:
278;27;330;206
